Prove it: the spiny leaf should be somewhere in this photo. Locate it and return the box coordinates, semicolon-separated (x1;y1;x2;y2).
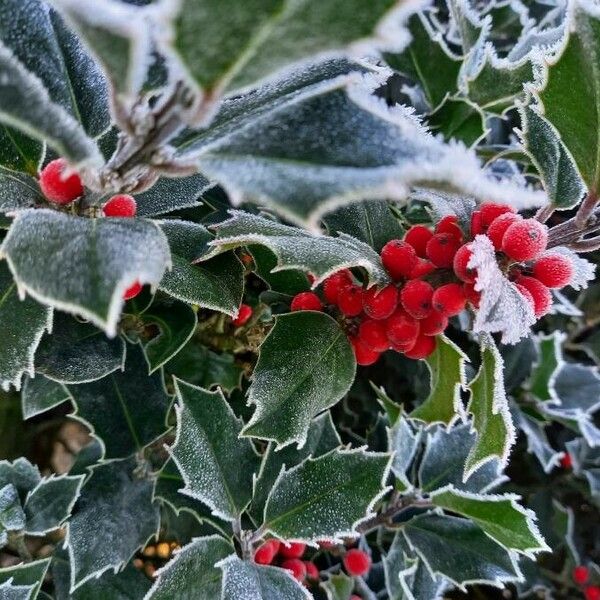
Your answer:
0;168;43;213
0;559;50;600
21;375;70;420
388;416;421;491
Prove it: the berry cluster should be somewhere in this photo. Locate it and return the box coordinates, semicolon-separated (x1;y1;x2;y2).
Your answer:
572;565;600;600
290;203;574;366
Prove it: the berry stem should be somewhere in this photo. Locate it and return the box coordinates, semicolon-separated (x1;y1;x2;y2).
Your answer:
547;191;600;250
355;493;433;534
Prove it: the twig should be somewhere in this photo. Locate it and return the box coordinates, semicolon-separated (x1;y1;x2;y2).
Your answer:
536;205;555;223
355;494;433;535
575;190;598;228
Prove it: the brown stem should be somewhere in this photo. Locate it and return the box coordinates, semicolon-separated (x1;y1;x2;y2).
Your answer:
575;189;598;228
355;494;433;535
567;237;600;253
536;205;555;223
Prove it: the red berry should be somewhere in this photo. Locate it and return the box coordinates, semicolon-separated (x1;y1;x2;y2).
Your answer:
232;303;253;327
486;213;521;250
479;202;515;228
435;215;463;242
515;283;535;309
585;586;600;600
420;310;448;336
323;270;353;304
351;337;380;366
363;285;398;320
280;542;306;559
453;244;476;283
281;558;306;582
560;453;573;469
463;282;481;308
404;334;437;359
102;194;137;217
358;319;389;352
573;566;590;585
470;211;484;236
39;158;83;204
343;549;371;577
404;225;433;258
400;280;434;319
501;219;548;262
123;281;142;300
254;540;277;565
381;240;417;280
516;275;552;317
304;561;319;581
385;309;419;346
426;233;462;268
318;540;336;549
409;258;436;279
338;285;364;317
291;292;323;312
432;283;466;317
351;596;362;600
532;254;574;288
269;540;281;555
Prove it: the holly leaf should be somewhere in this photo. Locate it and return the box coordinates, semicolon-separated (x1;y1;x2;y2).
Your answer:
159;220;243;317
0;559;50;600
23;475;83;536
0;484;25;532
218;555;311;600
410;336;468;425
320;572;354;600
465;335;516;480
135;175;211;218
66;458;159;591
427;97;486;146
402;513;522;589
242;312;356;448
67;344;171;459
0;168;44;213
0;459;41;500
21;375;70;420
0;580;35;600
249;412;341;523
430;486;549;556
388;416;421;491
262;448;390;541
1;210;171;337
529;332;563;401
0;262;52;391
146;535;233;600
209;210;389;286
34;314;125;384
170;379;260;522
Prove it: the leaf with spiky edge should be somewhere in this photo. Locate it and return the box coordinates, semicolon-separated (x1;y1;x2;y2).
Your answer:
262;448;390;542
0;168;44;213
320;572;354;600
410;336;468;425
388;415;421;491
430;486;549;557
0;458;41;500
135;175;211;218
170;379;260;523
21;375;71;420
34;313;126;384
158;220;243;318
464;335;516;482
402;513;522;591
427;97;486;147
66;457;160;592
0;484;25;532
0;580;35;599
529;332;564;401
242;312;356;448
23;475;84;536
0;262;52;391
249;412;341;523
218;555;311;600
67;344;171;459
0;559;50;600
1;210;171;337
144;535;233;600
208;210;389;287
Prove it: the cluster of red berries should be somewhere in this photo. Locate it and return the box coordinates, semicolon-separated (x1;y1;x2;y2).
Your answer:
38;159;141;300
254;540;371;587
289;202;573;365
572;565;600;600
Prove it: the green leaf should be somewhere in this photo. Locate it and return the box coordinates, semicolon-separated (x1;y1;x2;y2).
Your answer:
249;412;341;523
170;379;260;522
0;262;52;391
0;484;25;532
427;97;486;146
146;535;233;600
249;245;310;296
388;416;421;491
0;580;35;600
210;210;389;286
320;572;354;600
171;0;401;96
519;106;586;208
159;220;243;317
536;1;600;191
23;475;83;535
410;336;468;425
0;127;42;176
403;513;521;589
67;458;159;591
21;375;70;420
0;559;50;600
0;458;41;501
0;168;43;214
431;486;549;556
465;336;516;482
242;312;356;447
67;344;171;459
263;448;390;540
137;298;197;373
135;175;211;218
529;332;563;401
218;555;311;600
35;314;125;384
1;210;171;337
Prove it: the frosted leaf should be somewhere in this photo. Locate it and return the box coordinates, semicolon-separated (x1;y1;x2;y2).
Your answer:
469;234;536;345
1;210;171;337
0;580;35;600
21;375;70;420
0;559;50;600
411;188;476;231
0;168;43;213
388;416;421;490
542;246;596;290
219;555;311;600
135;175;211;218
0;484;25;532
